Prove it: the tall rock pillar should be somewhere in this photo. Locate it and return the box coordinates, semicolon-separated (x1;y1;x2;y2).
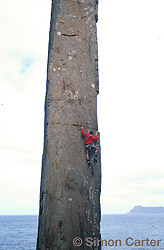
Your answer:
37;0;101;249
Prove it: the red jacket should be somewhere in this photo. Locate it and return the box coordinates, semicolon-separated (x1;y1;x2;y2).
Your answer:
81;129;98;145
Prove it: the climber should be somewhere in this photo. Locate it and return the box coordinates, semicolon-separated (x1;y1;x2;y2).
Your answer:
81;126;98;164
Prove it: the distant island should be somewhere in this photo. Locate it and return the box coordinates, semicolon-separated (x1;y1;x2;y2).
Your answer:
128;205;164;214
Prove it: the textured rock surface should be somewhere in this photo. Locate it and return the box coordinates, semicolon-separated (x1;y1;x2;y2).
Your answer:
37;0;101;249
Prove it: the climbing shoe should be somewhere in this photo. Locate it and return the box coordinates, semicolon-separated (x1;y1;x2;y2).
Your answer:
87;160;90;166
94;156;97;162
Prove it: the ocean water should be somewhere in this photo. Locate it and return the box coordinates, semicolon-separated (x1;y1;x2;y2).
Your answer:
0;214;164;250
101;214;164;250
0;215;38;250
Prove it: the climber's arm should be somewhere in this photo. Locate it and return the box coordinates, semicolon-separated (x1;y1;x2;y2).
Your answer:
92;132;98;141
81;127;89;137
92;135;98;141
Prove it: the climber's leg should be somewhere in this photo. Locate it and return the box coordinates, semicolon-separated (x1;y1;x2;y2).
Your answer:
85;145;90;163
94;146;98;161
95;146;98;156
86;150;89;161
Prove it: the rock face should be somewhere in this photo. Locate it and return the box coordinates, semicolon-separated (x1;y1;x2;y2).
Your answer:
36;0;101;250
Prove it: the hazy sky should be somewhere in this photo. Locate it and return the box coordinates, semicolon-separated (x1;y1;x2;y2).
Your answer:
0;0;164;215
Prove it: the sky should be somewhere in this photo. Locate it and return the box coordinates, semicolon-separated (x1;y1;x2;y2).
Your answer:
0;0;164;215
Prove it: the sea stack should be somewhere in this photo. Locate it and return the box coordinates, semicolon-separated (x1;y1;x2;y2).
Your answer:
36;0;101;249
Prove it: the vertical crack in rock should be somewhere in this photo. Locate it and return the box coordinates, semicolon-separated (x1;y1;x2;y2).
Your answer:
37;0;101;249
